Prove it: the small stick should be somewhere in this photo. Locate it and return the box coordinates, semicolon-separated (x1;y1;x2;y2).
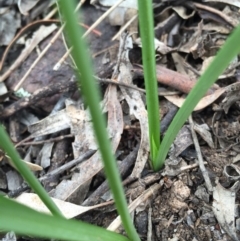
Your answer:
17;134;74;146
133;64;218;95
147;207;152;241
8;149;96;198
189;115;213;192
39;150;96;182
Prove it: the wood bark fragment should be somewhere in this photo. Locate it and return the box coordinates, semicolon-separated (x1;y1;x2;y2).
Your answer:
133;64;218;96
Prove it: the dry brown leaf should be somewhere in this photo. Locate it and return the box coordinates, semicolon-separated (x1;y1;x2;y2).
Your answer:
172;6;195;19
117;33;149;178
6;156;42;171
15;193;112;219
18;0;39;15
212;181;240;241
0;7;21;46
28;109;70;138
51;83;123;203
165;88;226;111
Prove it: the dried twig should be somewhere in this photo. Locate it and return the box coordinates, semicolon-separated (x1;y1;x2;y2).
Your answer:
189;115;213;192
133;64;218;95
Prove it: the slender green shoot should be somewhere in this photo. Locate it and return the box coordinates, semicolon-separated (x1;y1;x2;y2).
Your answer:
58;1;140;240
0;126;63;218
155;24;240;170
0;196;130;241
137;0;160;169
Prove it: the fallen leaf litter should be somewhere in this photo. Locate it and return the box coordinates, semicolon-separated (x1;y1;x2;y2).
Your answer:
1;1;240;240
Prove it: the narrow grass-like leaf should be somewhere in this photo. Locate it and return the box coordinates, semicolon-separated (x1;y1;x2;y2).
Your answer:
0;126;63;217
156;24;240;170
57;1;140;240
0;196;130;241
137;0;160;169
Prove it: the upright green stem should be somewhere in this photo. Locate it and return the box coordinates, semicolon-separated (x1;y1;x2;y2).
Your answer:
58;1;140;240
137;0;160;170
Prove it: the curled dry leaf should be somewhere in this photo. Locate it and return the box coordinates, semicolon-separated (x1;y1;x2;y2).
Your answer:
165;88;226;111
172;6;195;19
222;83;240;114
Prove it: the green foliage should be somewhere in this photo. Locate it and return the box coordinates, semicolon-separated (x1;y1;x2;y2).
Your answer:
57;1;140;240
1;1;240;240
137;0;160;167
0;196;129;241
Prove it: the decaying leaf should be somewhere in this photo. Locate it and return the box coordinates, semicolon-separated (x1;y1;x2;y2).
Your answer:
212;181;240;241
165;88;226;111
194;123;214;149
50;51;124;203
173;125;193;157
222;82;240;114
0;149;42;171
0;7;21;46
117;33;150;178
18;0;39;15
15;193;113;219
172;6;195;19
6;155;43;171
6;170;23;191
28;109;70;138
168;180;190;213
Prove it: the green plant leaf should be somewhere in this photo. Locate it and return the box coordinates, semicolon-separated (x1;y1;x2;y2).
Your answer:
0;196;130;241
57;1;140;240
151;134;158;164
137;0;160;168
